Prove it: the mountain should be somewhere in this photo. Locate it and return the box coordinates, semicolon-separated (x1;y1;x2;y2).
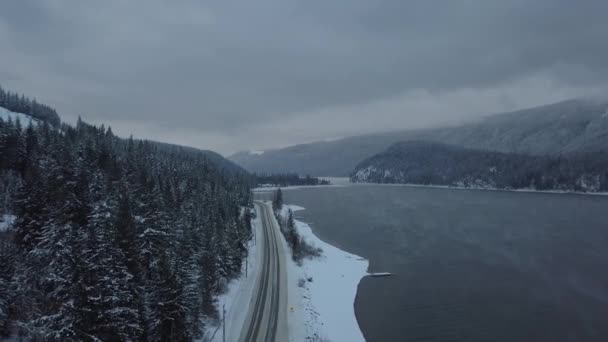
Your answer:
351;141;608;192
229;131;412;176
229;98;608;176
427;98;608;155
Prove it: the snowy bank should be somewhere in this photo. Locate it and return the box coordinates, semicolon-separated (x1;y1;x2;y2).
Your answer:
352;181;608;196
0;107;37;124
252;184;346;192
200;208;263;342
0;214;16;232
279;204;368;342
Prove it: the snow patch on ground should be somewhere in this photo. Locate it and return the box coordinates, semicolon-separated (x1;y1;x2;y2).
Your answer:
352;165;377;182
279;204;368;342
0;107;37;124
200;208;263;342
0;214;16;232
253;184;346;192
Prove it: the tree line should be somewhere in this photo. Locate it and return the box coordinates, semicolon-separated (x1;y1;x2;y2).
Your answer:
271;189;321;264
0;84;61;127
351;141;608;192
255;173;330;187
0;112;253;341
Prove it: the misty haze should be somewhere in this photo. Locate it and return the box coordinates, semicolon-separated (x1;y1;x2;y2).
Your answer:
1;1;608;341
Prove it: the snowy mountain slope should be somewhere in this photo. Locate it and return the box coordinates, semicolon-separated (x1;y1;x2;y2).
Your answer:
351;141;608;192
230;98;608;176
0;106;38;124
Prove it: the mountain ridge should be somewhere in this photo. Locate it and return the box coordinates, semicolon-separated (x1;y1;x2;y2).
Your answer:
351;140;608;192
229;98;608;176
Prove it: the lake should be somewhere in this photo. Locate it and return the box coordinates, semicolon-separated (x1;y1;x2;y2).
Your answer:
271;185;608;342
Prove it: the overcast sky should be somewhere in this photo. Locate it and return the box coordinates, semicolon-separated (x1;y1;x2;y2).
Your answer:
2;0;608;155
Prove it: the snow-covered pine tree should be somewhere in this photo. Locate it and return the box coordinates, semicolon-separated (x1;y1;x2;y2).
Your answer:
0;91;253;340
78;173;143;341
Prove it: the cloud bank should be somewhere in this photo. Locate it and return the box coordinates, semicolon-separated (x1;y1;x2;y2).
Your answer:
2;0;607;154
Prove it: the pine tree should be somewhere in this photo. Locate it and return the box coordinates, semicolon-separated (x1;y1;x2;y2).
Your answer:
272;188;283;212
0;107;253;340
115;194;140;279
0;241;16;337
78;173;143;341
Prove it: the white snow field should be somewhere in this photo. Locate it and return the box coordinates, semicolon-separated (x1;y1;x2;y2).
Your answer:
279;204;369;342
0;214;16;232
0;107;37;123
200;207;263;342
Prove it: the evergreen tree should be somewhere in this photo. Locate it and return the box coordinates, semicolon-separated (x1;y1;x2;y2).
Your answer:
272;188;283;212
0;102;253;340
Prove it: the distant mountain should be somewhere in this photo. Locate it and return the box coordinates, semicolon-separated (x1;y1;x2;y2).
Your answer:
229;98;608;176
351;141;608;193
428;98;608;155
229;131;411;176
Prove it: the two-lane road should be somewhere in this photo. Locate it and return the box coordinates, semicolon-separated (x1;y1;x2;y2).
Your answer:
240;201;288;342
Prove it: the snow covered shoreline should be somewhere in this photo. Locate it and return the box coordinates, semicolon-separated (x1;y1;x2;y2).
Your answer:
254;177;608;196
279;204;368;342
252;184;346;192
351;181;608;196
201;201;369;341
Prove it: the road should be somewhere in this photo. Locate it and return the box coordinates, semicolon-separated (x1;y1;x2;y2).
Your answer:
239;201;288;342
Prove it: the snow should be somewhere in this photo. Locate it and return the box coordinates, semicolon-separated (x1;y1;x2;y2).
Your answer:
278;204;369;342
249;150;265;156
200;207;263;342
369;272;392;277
252;183;346;192
352;165;377;181
0;214;16;232
0;106;36;124
318;177;351;186
252;178;350;192
352;181;608;196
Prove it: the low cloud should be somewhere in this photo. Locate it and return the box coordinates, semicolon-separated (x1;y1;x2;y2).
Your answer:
2;0;608;154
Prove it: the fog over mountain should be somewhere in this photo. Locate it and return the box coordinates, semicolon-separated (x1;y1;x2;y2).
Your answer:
2;1;608;154
230;98;608;176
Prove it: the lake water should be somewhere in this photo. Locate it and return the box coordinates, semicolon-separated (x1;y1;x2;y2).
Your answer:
268;185;608;342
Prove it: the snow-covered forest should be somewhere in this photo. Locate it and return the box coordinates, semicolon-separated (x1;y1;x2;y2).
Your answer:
352;141;608;192
0;89;254;341
0;85;60;127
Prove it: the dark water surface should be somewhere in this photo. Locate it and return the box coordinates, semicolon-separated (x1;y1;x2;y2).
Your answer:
278;185;608;342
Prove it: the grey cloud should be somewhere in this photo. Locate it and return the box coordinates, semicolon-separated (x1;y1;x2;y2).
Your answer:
1;0;608;154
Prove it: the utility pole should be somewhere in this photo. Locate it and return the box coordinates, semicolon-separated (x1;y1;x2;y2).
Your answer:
223;304;226;342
